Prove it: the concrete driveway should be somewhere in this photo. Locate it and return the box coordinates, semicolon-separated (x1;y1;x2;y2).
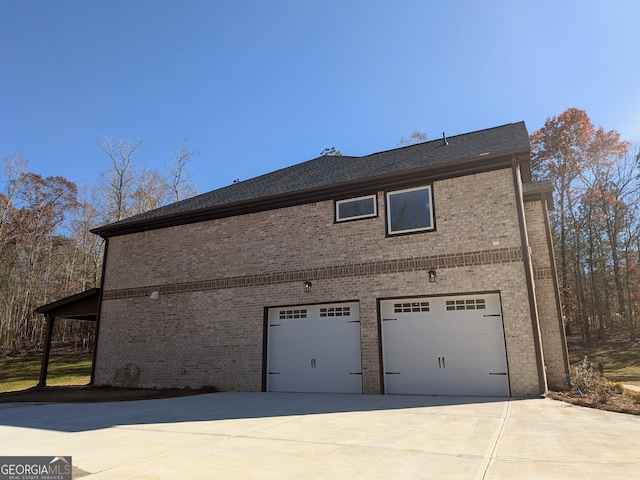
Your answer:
1;392;639;479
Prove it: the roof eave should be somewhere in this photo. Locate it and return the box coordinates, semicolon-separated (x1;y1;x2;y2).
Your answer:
92;148;530;238
35;288;101;319
523;180;556;210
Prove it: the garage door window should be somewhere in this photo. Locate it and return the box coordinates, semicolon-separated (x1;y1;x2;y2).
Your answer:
386;185;435;235
279;309;308;319
320;306;351;317
445;299;486;311
394;301;430;313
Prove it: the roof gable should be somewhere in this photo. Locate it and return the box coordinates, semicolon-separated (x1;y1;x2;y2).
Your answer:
93;121;530;237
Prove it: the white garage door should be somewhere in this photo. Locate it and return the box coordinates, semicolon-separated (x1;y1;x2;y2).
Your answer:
380;293;510;396
266;302;362;393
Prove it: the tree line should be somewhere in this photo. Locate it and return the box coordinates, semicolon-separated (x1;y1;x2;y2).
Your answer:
0;137;198;355
532;108;639;344
1;110;638;358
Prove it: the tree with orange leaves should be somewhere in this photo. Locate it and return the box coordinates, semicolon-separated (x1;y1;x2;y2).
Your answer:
531;108;630;343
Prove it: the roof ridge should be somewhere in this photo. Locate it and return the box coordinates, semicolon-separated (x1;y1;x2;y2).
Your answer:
363;121;526;158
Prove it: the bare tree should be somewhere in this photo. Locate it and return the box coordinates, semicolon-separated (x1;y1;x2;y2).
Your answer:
0;153;29;244
168;137;198;202
100;137;142;222
131;167;170;215
397;131;428;147
69;183;104;290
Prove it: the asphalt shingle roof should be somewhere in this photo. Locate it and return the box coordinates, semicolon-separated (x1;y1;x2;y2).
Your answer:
95;121;530;233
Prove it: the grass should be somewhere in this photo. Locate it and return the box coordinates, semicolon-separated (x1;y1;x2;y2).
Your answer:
567;338;640;387
0;351;217;403
0;352;92;393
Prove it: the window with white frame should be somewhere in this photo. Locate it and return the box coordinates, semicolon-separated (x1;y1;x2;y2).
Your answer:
335;194;377;222
386;185;435;235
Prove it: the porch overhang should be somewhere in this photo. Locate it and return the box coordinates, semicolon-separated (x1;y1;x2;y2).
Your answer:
35;288;101;387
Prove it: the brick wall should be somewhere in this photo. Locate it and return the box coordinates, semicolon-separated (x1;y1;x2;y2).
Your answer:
94;168;551;397
524;200;569;389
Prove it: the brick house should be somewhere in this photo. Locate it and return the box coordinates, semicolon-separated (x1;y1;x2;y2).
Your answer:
89;121;569;397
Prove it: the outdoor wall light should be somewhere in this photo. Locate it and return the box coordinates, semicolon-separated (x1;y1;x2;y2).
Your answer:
304;281;312;293
428;270;437;283
150;291;159;300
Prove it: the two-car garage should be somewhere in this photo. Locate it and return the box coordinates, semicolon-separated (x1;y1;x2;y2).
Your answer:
265;293;510;396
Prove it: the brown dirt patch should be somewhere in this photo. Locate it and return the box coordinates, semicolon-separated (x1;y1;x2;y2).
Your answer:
548;387;640;416
0;385;217;403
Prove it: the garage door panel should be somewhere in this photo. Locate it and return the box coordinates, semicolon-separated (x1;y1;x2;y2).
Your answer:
462;333;509;353
433;353;507;374
384;353;442;373
270;319;358;337
381;332;443;354
438;333;508;354
268;354;361;372
385;372;508;396
385;317;501;336
385;319;455;336
314;353;362;372
384;373;445;395
267;340;313;356
267;354;312;372
443;316;504;333
441;374;509;396
313;373;362;393
269;373;362;393
268;334;358;356
385;332;492;355
267;334;321;355
385;352;507;375
474;353;508;373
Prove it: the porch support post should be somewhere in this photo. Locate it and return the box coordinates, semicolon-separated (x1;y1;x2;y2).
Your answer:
38;315;55;387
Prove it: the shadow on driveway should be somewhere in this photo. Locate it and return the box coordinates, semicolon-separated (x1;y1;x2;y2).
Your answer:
0;391;518;433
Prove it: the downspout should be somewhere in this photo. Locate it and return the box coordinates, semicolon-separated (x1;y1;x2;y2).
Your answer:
90;237;109;385
542;192;571;382
512;156;547;395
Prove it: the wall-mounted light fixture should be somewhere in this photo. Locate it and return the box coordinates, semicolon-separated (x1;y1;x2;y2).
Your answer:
150;291;159;300
491;236;500;246
304;281;312;293
428;270;437;283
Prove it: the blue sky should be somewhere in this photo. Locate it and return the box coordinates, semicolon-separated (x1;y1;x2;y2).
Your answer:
1;1;639;194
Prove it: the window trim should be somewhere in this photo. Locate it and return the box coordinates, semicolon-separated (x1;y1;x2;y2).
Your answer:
335;194;378;223
386;184;435;236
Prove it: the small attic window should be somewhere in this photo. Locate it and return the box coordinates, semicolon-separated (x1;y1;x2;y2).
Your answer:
335;194;377;222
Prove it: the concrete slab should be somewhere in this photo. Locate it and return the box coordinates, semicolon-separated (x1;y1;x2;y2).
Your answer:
1;393;639;479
